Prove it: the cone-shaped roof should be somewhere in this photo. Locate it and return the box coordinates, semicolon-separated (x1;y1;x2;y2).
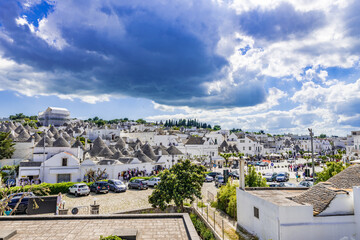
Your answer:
15;124;26;134
109;145;118;153
35;136;53;147
8;121;16;130
112;151;124;159
167;146;183;155
53;132;60;139
53;136;71;147
134;149;153;163
49;125;58;135
47;131;54;138
8;132;17;140
72;138;84;149
16;129;30;142
24;124;32;131
154;146;169;155
115;137;126;149
62;132;72;141
33;132;41;142
98;146;114;158
121;148;130;156
141;143;157;160
89;137;107;156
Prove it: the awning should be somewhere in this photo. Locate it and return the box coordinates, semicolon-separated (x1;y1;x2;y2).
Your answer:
49;168;79;174
20;169;40;176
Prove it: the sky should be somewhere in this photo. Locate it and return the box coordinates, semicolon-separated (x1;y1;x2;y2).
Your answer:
0;0;360;136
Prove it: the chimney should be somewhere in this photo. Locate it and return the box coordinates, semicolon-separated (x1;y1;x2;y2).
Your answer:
239;158;245;190
85;138;88;150
159;149;162;156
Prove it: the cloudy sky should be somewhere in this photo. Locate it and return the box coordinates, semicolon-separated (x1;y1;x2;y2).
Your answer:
0;0;360;135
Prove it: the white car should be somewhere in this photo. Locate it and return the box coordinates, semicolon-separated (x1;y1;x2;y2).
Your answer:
69;183;90;197
205;175;214;182
146;177;161;187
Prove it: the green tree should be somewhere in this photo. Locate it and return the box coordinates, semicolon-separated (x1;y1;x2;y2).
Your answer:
136;118;146;124
319;134;327;138
213;125;221;131
219;153;232;167
0;132;15;160
148;159;206;211
245;166;267;187
316;162;347;183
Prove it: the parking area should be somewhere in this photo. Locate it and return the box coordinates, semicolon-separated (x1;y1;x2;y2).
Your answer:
62;186;154;214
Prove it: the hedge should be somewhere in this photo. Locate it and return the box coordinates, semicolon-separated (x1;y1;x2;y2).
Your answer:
0;182;93;199
190;213;215;240
99;236;122;240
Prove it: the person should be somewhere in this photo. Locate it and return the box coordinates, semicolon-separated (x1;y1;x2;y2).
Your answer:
295;172;299;182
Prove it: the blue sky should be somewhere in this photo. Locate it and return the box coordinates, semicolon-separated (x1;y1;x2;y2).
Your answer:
0;0;360;135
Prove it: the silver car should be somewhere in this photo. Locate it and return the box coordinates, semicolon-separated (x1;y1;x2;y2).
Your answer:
107;179;127;192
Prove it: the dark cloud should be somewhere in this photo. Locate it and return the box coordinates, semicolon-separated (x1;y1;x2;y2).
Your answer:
0;0;267;109
238;3;325;42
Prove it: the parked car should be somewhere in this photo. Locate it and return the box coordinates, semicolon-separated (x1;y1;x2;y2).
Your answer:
69;183;90;197
214;175;225;187
298;181;314;188
207;172;222;178
278;182;297;187
128;179;148;190
89;182;110;194
107;179;127;192
229;171;239;179
205;175;214;182
259;162;269;167
145;177;161;187
5;192;36;214
276;172;289;182
267;182;280;187
264;172;277;182
287;158;295;163
5;178;16;187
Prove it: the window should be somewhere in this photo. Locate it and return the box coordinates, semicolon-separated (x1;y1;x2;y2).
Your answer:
243;147;245;151
62;158;68;166
254;207;259;219
249;147;251;150
57;174;71;183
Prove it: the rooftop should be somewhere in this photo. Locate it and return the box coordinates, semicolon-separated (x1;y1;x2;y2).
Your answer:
245;188;307;206
0;214;199;240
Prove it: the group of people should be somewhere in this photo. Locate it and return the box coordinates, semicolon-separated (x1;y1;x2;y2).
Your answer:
19;178;41;186
119;169;148;181
288;164;306;172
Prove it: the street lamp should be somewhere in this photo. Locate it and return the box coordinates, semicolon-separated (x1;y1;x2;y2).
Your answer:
308;128;315;180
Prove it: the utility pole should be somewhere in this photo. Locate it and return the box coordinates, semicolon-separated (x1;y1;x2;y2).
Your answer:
308;128;315;180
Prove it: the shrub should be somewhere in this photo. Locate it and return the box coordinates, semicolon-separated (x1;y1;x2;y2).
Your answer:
0;181;93;198
183;202;191;207
197;201;206;208
216;181;238;218
190;213;215;240
99;235;122;240
129;176;152;182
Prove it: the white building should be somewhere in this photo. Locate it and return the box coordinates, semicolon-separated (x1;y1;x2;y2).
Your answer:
237;164;360;240
38;107;70;126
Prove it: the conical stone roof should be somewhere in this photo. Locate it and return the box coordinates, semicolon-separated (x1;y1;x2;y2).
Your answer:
72;138;84;149
53;136;71;148
49;125;58;135
16;129;30;142
62;132;72;141
112;151;124;159
89;137;107;156
115;137;126;150
141;143;157;160
98;146;114;158
167;146;183;155
134;149;153;163
15;124;26;134
33;132;41;142
109;145;118;153
154;146;169;155
35;136;53;147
